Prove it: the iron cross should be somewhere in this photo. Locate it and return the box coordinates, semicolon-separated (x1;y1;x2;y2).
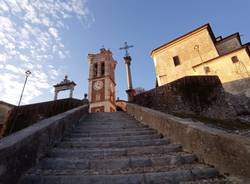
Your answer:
119;42;134;57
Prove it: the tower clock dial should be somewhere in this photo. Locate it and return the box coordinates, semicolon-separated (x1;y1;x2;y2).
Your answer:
93;81;103;91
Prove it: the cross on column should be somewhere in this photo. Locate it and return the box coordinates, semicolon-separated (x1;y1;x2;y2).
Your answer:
119;41;135;102
119;41;134;57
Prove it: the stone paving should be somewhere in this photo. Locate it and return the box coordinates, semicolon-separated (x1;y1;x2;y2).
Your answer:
19;112;229;184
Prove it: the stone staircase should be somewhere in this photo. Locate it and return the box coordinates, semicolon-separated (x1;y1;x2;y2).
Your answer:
19;112;226;184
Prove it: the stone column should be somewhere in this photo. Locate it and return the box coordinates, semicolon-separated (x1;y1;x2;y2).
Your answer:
105;62;110;76
124;56;133;89
54;91;58;100
69;88;74;98
89;63;94;79
123;56;134;102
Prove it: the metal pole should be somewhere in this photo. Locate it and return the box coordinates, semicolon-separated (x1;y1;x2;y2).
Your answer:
17;75;28;106
9;70;31;134
194;45;206;74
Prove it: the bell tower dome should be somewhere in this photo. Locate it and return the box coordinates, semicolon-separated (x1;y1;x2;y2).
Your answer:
88;48;117;112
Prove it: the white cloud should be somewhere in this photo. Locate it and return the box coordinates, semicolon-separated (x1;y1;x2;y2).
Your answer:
58;50;66;59
19;54;29;62
0;0;92;104
0;16;15;32
0;53;8;62
49;27;59;39
0;1;9;11
5;64;25;74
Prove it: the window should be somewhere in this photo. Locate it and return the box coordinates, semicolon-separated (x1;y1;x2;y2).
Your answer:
93;63;98;77
204;66;210;74
231;56;239;63
173;56;181;66
101;62;105;76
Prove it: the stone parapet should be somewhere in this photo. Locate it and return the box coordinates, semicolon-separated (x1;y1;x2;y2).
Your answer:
0;104;89;184
4;98;86;136
127;103;250;181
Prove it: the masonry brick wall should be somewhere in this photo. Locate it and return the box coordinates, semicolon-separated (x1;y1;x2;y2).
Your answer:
133;76;237;119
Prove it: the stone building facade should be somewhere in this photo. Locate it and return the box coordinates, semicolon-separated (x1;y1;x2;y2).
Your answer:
88;48;117;112
151;24;250;97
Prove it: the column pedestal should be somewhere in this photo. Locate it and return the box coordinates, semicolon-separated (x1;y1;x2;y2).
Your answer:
126;89;135;102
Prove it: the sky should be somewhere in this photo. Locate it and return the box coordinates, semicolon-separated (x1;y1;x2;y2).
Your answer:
0;0;250;105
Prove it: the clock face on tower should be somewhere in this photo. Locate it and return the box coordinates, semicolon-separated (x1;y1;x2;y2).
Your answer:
93;81;103;91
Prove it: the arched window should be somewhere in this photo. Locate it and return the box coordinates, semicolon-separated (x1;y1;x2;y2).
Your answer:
101;62;105;76
94;63;98;77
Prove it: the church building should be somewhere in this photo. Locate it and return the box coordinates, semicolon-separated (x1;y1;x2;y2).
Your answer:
88;48;117;112
151;24;250;97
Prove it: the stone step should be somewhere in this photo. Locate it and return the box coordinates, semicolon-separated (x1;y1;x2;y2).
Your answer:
35;153;196;171
57;138;169;149
81;119;137;123
63;134;161;142
19;112;223;184
82;117;136;122
82;119;137;123
83;113;134;119
20;165;218;184
48;144;183;159
76;124;148;129
80;119;139;123
68;129;158;137
180;177;231;184
72;127;153;133
66;130;157;137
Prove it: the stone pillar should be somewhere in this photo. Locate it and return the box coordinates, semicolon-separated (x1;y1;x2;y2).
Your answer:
69;88;73;98
123;56;134;102
124;56;133;89
89;63;94;79
105;62;110;76
54;91;58;100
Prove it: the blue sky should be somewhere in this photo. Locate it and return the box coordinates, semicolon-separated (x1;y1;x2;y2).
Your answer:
0;0;250;105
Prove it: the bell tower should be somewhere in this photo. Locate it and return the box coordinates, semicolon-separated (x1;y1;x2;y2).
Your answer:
88;48;117;112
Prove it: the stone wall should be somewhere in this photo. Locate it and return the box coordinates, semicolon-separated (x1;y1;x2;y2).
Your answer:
3;98;87;137
0;102;14;137
0;104;89;184
133;76;238;120
127;103;250;181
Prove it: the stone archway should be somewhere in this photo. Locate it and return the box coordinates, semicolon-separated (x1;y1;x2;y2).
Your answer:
53;75;76;100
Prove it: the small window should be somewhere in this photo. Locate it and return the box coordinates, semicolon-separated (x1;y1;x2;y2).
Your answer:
204;66;210;74
231;56;239;63
173;56;181;66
